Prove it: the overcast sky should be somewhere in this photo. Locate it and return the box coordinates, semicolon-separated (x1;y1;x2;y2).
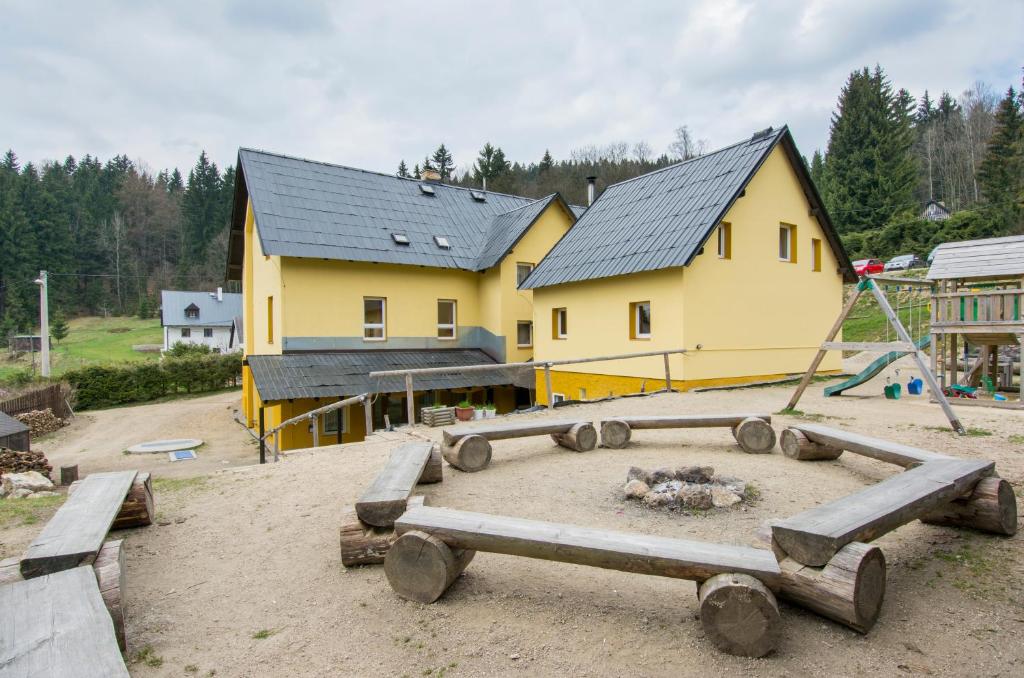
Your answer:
2;1;1021;177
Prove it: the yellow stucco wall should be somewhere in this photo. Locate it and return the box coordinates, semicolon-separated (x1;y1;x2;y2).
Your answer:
531;145;844;403
276;399;367;450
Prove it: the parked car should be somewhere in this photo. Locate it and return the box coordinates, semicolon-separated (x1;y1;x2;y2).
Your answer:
884;254;926;271
852;258;885;276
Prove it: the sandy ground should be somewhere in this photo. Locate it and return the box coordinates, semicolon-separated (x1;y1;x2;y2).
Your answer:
34;390;258;480
4;379;1024;677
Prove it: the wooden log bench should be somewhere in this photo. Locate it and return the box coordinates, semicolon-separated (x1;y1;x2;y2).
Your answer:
356;442;439;528
771;458;996;567
0;565;129;677
386;505;783;657
600;414;776;454
20;470;143;579
1;540;127;650
441;419;597;472
68;471;155;529
781;424;954;467
340;496;425;567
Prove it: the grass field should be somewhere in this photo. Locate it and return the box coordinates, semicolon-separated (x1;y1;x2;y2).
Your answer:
842;272;932;344
0;316;162;381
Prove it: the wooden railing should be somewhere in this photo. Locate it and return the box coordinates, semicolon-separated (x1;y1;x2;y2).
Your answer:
0;383;72;420
260;393;370;463
932;288;1023;328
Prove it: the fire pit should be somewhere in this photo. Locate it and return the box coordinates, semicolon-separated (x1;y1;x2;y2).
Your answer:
623;465;750;510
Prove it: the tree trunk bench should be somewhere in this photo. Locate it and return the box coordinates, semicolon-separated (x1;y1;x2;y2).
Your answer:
1;540;127;650
601;414;775;454
782;424;954;468
68;472;154;529
386;505;782;657
356;442;439;528
0;565;129;677
340;496;425;567
771;458;997;566
441;419;597;472
20;471;141;579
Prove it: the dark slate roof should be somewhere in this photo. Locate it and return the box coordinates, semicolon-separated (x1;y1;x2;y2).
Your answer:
247;349;532;401
0;411;29;438
160;290;243;327
523;126;854;288
475;194;569;270
232;149;574;274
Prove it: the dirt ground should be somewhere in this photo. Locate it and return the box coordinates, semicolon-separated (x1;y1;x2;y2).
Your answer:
34;390;258;480
4;378;1024;677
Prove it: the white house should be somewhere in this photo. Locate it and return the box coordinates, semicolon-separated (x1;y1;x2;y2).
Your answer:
160;289;244;353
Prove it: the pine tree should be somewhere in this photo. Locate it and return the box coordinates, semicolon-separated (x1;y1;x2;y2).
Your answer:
50;309;69;343
421;156;436;173
431;144;454;181
181;151;222;267
168;168;184;193
976;86;1023;233
397;160;410;178
412;163;421;180
473;143;498;186
809;150;825;188
539;150;553;173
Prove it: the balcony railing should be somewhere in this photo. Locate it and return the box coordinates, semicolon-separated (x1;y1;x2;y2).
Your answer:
932;288;1023;329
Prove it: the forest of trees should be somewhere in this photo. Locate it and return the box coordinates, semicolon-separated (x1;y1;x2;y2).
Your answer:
2;64;1021;336
0;151;235;335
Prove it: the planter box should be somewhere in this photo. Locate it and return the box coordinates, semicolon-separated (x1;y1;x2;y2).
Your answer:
421;406;456;427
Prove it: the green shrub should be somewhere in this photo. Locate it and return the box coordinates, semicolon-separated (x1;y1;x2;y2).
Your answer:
166;342;212;357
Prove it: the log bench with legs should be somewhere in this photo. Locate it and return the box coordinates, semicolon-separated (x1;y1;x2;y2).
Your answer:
385;505;784;657
0;566;130;677
340;441;442;567
441;419;598;472
600;414;776;454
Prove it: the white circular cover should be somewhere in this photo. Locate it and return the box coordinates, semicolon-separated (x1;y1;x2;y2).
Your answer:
125;438;204;454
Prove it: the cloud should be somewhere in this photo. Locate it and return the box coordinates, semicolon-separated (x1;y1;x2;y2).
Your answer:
0;0;1019;175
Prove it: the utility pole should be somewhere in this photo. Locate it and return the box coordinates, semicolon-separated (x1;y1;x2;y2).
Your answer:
35;270;50;378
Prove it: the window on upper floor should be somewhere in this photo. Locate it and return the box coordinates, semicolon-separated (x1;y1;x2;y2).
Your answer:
630;301;651;339
516;262;535;287
437;299;456;339
779;224;797;263
204;328;213;338
517;321;533;347
553;308;567;339
717;223;732;259
184;303;199;319
811;238;822;272
364;297;386;340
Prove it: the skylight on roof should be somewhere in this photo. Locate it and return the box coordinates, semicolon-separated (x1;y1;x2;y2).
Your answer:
434;235;451;249
419;184;436;196
392;233;410;245
470;190;486;202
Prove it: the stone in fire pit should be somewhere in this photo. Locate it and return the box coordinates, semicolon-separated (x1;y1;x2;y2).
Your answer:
623;466;748;510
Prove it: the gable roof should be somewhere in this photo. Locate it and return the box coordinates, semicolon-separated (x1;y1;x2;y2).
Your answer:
927;234;1024;281
226;149;577;278
522;126;854;289
160;290;243;327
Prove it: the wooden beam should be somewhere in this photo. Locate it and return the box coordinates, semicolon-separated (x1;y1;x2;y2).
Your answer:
820;341;916;352
792;424;952;468
356;442;433;528
442;419;591;445
616;414;770;429
405;374;415;426
367;348;688;378
786;286;863;410
663;352;672;391
865;274;935;288
395;506;781;585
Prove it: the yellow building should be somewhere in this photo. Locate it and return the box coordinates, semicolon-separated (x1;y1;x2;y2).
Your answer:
225;150;579;450
521;126;856;402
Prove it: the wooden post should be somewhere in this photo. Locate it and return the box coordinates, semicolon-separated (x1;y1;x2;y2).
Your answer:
663;352;672;391
786;285;863;410
311;413;319;447
384;530;475;604
258;407;266;465
338;398;345;444
59;464;78;486
405;373;415;426
364;396;373;436
544;363;554;407
697;573;780;658
273;431;280;462
867;280;965;434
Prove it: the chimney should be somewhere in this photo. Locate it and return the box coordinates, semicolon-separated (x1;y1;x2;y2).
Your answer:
421;168;441;183
586;176;597;206
216;287;223;302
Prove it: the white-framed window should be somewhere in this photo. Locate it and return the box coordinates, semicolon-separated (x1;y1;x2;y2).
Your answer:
203;328;213;338
363;297;386;340
180;328;190;338
632;301;651;339
551;393;566;404
554;308;567;339
516;262;535;286
779;224;796;262
437;299;456;339
717;223;731;259
517;320;533;347
322;407;348;435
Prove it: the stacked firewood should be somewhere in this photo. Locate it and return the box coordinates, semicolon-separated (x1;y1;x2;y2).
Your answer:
15;409;65;437
0;447;52;476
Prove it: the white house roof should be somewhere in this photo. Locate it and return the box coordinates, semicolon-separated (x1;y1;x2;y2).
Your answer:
927;234;1024;281
160;290;243;327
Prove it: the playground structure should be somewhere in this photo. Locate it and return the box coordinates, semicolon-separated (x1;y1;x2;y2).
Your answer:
337;412;1017;658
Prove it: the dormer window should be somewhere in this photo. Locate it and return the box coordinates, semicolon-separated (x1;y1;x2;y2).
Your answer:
434;235;451;249
184;303;200;320
419;184;435;196
470;190;486;202
392;233;410;245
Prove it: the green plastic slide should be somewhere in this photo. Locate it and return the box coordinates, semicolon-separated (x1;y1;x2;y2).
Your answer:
824;335;931;397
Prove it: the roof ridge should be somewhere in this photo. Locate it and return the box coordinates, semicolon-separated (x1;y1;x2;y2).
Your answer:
600;125;787;192
491;193;557;217
237;147;536;202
